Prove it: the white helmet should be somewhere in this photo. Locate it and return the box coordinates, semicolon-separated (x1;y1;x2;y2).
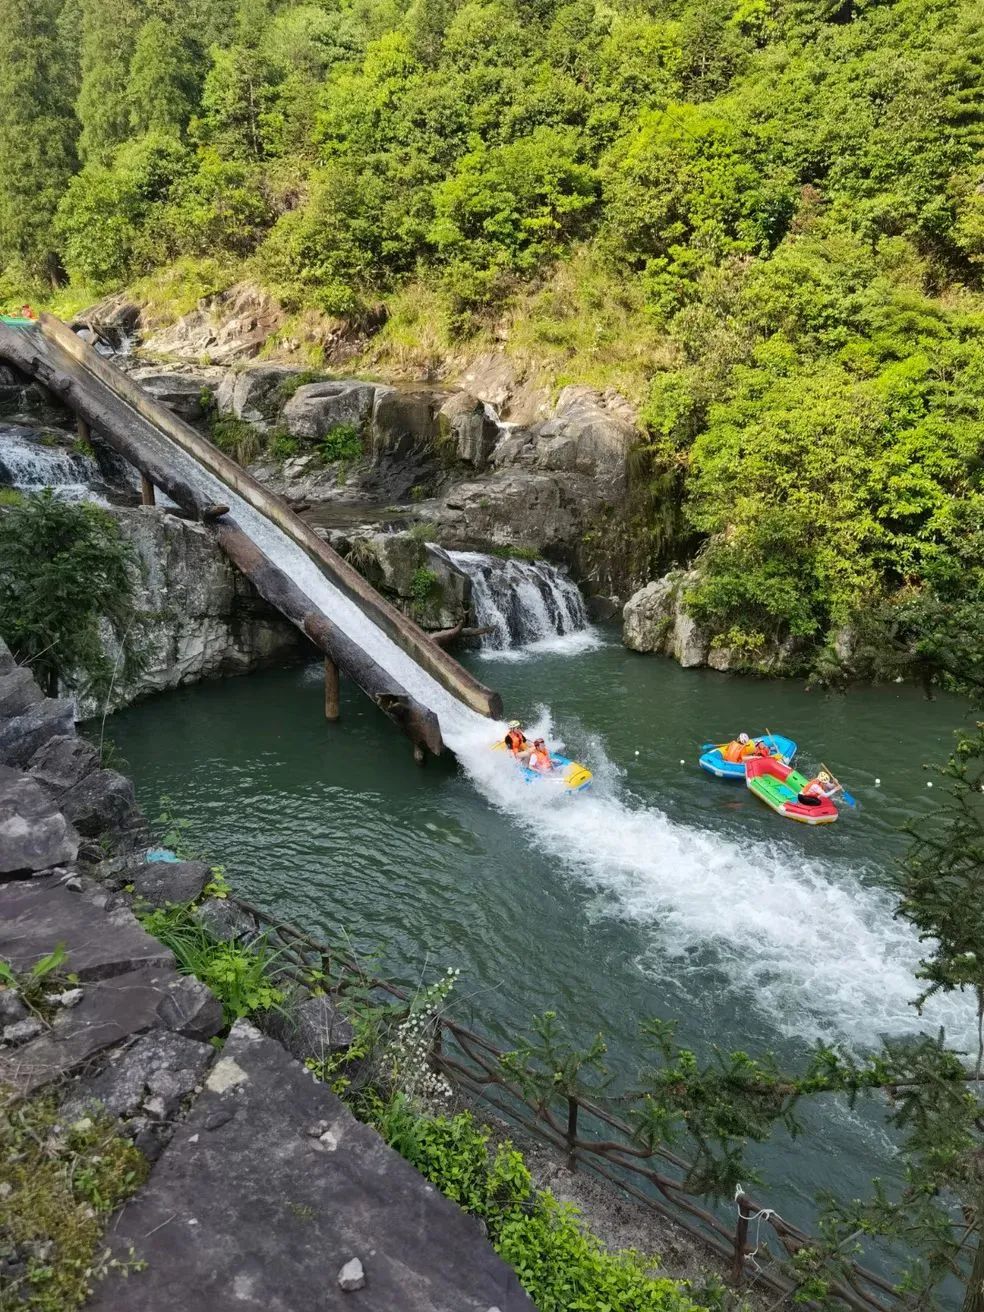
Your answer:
738;732;750;744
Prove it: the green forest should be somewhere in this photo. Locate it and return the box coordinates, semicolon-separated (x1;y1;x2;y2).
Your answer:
0;0;982;683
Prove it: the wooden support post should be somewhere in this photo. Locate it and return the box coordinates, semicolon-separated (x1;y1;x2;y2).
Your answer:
76;417;91;445
324;657;340;722
140;473;156;506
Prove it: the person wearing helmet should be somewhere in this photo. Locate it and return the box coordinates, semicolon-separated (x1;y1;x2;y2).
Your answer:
799;770;840;806
504;721;532;761
528;737;554;772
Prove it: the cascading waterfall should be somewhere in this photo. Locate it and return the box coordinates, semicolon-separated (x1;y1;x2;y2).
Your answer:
441;549;593;652
0;425;103;500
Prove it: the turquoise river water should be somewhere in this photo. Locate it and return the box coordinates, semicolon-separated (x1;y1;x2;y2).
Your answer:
107;626;975;1246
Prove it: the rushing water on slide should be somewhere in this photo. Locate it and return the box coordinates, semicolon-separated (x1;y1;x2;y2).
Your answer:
108;615;975;1240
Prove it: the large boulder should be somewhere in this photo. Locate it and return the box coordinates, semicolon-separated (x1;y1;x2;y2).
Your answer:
261;992;354;1063
27;735;100;796
343;531;470;630
128;369;215;423
0;699;75;769
0;766;79;874
435;470;580;555
281;379;377;439
134;860;211;907
215;363;301;422
0;666;43;718
60;768;138;838
623;571;710;668
438;392;499;470
0;635;14;674
72;294;141;350
532;386;635;497
369;388;447;497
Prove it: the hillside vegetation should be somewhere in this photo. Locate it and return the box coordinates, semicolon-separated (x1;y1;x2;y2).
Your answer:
0;0;982;682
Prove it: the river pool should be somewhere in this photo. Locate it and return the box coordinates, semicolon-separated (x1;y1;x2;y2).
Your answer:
106;628;974;1242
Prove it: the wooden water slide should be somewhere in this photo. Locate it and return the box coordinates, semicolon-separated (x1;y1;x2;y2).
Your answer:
0;315;503;756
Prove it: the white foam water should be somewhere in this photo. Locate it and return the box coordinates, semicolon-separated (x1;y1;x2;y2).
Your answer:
0;425;102;501
132;423;974;1053
443;548;600;658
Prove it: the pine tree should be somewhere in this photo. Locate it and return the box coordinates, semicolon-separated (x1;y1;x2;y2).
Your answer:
0;0;78;286
129;17;203;136
76;0;146;162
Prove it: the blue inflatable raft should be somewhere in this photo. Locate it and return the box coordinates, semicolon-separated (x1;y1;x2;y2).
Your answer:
492;742;593;792
698;734;797;780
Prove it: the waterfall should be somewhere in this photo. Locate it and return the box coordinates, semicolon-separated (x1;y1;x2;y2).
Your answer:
0;425;103;501
442;549;594;653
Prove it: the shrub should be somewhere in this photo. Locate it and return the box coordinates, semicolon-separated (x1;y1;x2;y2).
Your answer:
369;1097;701;1312
0;491;142;698
140;904;285;1024
319;422;363;463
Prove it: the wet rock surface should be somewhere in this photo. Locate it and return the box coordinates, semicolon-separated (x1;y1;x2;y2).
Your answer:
0;878;173;980
0;698;75;769
88;1022;533;1312
0;766;79;874
0;966;222;1096
134;859;212;907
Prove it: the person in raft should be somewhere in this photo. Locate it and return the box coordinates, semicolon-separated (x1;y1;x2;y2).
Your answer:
721;733;770;763
798;771;841;807
528;738;554;773
504;721;533;761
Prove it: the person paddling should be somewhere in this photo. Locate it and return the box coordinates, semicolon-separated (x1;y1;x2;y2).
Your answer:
528;738;554;773
798;771;840;807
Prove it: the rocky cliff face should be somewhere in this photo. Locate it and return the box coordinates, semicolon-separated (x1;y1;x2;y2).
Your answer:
83;506;308;717
80;291;644;599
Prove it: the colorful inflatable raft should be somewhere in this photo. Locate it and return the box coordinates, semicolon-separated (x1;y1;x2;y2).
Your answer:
698;734;796;780
744;757;839;825
492;741;593;792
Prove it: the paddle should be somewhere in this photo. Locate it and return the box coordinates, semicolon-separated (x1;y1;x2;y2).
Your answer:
820;762;859;809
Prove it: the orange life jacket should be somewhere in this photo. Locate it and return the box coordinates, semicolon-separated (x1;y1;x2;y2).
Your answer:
529;747;552;772
802;778;826;798
505;729;527;755
722;741;745;763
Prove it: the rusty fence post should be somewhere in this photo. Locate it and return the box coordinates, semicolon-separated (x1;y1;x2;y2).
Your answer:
566;1098;579;1173
732;1192;751;1284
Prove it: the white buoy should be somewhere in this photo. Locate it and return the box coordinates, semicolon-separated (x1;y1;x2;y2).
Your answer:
875;778;881;786
680;759;685;765
634;750;640;756
927;781;933;788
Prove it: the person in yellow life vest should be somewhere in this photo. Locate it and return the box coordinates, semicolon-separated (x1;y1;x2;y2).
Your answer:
504;721;532;761
528;738;554;772
798;771;839;807
722;732;752;763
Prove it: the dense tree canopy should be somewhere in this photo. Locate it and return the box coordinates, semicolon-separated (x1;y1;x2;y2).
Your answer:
0;0;980;679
